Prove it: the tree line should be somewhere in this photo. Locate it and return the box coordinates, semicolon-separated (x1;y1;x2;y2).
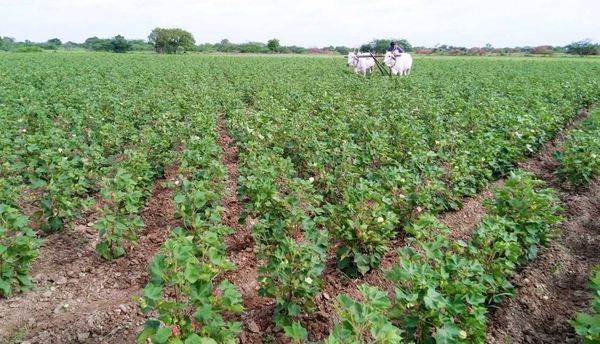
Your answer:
1;27;598;56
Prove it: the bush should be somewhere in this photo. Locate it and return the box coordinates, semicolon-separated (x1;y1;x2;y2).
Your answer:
531;46;554;55
137;228;242;343
571;267;600;344
566;39;600;56
14;46;43;53
329;171;563;343
485;171;562;261
0;204;40;297
555;109;600;184
258;227;327;332
327;179;399;275
326;285;403;343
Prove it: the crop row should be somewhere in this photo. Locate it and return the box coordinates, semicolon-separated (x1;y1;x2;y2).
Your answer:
137;107;245;343
207;57;600;341
0;55;205;296
555;106;600;184
212;56;600;277
571;267;600;343
327;171;562;343
2;54;600;342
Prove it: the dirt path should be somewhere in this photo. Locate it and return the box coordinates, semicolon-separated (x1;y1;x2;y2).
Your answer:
438;180;504;240
486;107;600;343
486;180;600;344
216;117;272;344
213;107;600;343
4;105;595;344
0;164;180;344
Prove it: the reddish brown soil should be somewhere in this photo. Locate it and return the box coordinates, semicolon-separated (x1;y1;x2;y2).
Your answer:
215;118;409;343
3;106;598;344
486;107;600;343
439;180;503;241
0;164;180;344
216;117;272;343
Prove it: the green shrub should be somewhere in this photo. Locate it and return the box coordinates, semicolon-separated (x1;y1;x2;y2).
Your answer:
571;267;600;344
485;171;562;261
14;46;43;53
327;179;399;276
0;204;40;297
555;110;600;184
326;284;403;344
137;228;242;344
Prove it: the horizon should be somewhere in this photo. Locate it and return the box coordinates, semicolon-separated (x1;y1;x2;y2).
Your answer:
1;0;599;48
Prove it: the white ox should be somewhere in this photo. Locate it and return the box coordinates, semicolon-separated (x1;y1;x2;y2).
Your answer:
347;51;376;76
383;51;413;76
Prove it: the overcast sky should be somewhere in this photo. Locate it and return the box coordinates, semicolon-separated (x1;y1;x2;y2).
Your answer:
1;0;598;47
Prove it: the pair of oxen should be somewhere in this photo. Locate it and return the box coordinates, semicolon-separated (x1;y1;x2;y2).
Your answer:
347;51;412;76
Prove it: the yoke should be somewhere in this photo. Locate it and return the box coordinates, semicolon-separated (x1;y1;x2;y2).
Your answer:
349;53;391;76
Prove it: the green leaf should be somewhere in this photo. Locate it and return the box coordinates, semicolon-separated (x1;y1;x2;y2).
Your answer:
95;241;110;260
184;261;202;283
435;323;461;344
48;216;64;231
137;319;160;343
143;283;162;302
186;336;217;344
0;279;12;297
284;321;308;343
193;303;213;321
151;327;172;344
423;287;443;309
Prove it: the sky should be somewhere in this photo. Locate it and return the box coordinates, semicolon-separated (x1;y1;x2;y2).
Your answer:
1;0;599;48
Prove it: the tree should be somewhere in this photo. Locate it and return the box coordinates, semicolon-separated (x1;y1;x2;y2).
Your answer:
110;35;132;53
47;38;62;46
359;38;412;53
531;46;554;55
334;46;351;55
148;28;195;54
267;38;280;52
129;39;153;51
287;45;307;54
565;39;599;56
84;36;112;51
0;36;16;51
214;39;234;52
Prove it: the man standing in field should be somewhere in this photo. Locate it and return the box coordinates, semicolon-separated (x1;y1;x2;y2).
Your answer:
387;41;404;54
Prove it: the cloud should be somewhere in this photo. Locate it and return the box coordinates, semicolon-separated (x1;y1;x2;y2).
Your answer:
0;0;598;47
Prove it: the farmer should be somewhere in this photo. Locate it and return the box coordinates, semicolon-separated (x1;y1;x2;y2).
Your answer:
387;41;404;54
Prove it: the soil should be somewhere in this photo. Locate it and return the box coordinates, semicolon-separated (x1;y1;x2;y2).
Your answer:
438;180;503;241
0;164;180;344
216;117;272;344
485;107;600;344
215;118;409;343
3;106;598;344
